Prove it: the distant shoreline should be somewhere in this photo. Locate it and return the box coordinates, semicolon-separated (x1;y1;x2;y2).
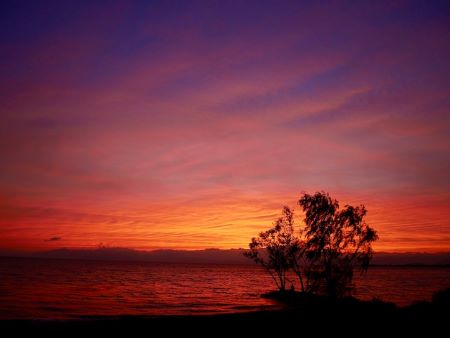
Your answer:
1;248;450;266
2;255;450;268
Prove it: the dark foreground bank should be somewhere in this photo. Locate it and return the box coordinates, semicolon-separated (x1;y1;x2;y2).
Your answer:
1;288;449;336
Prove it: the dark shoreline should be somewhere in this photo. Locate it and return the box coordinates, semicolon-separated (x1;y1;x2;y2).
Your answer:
2;290;449;335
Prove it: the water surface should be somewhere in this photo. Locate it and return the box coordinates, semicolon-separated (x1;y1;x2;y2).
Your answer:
0;257;448;319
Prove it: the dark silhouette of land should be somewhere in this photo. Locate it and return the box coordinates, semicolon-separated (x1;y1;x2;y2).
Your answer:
1;288;449;335
1;247;449;265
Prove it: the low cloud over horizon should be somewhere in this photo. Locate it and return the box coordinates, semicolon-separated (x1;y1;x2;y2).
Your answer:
44;237;62;242
2;247;450;266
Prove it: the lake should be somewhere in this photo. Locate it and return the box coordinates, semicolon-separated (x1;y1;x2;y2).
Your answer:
0;257;449;319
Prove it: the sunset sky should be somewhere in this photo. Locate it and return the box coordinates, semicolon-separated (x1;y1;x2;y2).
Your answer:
1;1;449;253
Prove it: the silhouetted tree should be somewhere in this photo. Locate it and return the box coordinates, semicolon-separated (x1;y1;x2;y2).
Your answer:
245;192;378;297
244;206;302;291
298;192;378;297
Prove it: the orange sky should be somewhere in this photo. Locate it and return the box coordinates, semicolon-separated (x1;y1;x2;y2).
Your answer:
1;1;449;252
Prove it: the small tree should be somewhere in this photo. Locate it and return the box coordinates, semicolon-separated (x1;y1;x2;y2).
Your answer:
298;192;378;297
244;206;301;291
245;192;378;298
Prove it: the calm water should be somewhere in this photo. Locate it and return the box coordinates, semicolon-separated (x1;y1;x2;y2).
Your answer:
0;257;449;319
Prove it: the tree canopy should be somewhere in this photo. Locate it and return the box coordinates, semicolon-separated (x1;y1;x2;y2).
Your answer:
245;192;378;297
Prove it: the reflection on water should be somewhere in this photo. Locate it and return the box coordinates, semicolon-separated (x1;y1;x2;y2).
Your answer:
0;257;449;319
354;265;450;305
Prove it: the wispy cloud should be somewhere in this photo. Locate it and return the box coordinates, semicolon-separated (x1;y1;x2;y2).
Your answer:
45;237;62;242
0;1;449;252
